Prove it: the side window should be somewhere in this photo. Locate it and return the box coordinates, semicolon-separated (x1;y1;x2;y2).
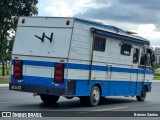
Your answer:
120;43;131;56
93;36;106;52
133;48;139;64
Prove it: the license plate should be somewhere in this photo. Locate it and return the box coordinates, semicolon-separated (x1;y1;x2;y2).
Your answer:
11;85;21;90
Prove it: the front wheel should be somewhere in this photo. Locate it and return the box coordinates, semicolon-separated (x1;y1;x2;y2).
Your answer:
136;86;147;101
40;94;60;104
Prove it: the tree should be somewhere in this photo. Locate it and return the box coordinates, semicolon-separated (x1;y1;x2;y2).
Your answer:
2;35;14;75
0;0;38;76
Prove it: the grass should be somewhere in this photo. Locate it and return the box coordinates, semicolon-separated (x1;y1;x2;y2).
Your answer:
154;69;160;74
153;69;160;80
0;76;10;84
153;76;160;80
0;65;11;84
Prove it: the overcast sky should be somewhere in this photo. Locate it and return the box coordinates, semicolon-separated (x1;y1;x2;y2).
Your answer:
37;0;160;46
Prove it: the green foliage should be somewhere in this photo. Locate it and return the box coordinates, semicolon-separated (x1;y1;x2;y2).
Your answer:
0;66;10;83
154;69;160;74
0;0;38;31
153;62;160;69
153;69;160;80
0;35;13;62
0;0;38;76
0;78;10;84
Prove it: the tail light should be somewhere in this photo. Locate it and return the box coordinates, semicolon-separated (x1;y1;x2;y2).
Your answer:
54;64;64;83
14;60;23;79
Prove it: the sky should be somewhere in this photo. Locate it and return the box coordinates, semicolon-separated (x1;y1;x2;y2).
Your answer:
37;0;160;46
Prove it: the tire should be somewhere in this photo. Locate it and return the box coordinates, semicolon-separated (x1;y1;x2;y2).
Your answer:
80;86;101;107
40;94;59;104
136;86;147;101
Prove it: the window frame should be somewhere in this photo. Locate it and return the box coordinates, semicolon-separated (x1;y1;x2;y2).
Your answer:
93;36;106;52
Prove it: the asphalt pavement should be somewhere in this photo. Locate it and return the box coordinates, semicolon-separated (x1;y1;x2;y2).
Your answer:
0;82;160;120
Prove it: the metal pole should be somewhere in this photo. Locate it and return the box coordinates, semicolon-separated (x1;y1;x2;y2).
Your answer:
88;29;95;84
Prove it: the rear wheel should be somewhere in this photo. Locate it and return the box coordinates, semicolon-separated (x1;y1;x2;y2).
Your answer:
136;86;147;101
80;86;101;106
40;94;59;104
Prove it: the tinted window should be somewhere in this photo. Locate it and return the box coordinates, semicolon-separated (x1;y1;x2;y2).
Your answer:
120;44;131;56
93;36;106;52
140;54;151;66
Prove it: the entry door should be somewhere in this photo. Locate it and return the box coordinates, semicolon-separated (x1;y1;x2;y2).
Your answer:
130;46;140;95
88;35;107;83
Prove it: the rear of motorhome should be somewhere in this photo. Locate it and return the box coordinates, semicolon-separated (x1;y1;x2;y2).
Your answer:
10;17;155;106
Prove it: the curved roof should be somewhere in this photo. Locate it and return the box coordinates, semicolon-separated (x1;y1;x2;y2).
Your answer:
75;18;150;45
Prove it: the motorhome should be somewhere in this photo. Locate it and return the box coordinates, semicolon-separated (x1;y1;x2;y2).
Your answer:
10;17;154;106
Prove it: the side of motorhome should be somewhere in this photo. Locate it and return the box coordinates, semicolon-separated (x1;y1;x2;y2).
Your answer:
9;17;154;106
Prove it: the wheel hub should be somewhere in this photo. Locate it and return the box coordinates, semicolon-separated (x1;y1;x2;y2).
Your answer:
93;90;100;101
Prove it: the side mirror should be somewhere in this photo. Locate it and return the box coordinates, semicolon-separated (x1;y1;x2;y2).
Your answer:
152;54;155;62
140;54;146;65
148;49;155;62
147;49;152;53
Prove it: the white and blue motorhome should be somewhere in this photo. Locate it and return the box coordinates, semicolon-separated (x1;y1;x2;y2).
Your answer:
10;17;155;106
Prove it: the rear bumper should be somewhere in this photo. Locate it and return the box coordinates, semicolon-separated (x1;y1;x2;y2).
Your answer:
9;83;66;96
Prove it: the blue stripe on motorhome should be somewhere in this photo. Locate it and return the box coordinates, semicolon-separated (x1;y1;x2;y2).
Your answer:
23;60;55;67
11;75;152;97
11;60;154;75
67;63;90;70
12;60;55;67
75;18;119;33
